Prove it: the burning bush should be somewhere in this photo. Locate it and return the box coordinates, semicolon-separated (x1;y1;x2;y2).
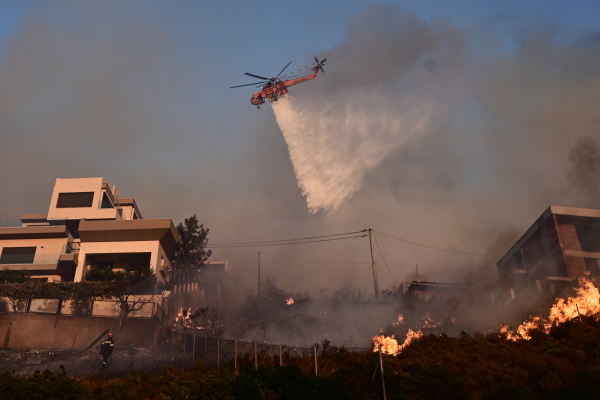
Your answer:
502;275;600;341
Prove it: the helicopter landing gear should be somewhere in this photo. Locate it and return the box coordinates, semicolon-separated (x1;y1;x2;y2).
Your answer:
257;105;260;109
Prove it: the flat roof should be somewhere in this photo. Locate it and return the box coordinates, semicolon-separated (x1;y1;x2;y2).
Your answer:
20;214;49;221
116;198;143;219
497;205;600;267
79;219;181;255
0;226;70;240
548;206;600;219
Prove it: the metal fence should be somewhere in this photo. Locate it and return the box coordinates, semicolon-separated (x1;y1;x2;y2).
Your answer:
162;333;371;371
0;333;372;378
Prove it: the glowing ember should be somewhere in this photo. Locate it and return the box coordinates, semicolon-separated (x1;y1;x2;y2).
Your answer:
174;308;193;331
373;329;423;356
392;314;404;326
286;298;294;305
422;313;442;329
502;276;600;341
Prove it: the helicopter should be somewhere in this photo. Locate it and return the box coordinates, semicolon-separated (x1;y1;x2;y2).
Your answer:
230;56;327;109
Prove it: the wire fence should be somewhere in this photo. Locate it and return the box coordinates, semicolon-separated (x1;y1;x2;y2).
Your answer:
170;333;371;369
0;333;372;378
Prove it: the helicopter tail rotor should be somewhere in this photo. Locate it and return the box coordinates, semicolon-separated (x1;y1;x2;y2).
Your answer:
312;56;327;74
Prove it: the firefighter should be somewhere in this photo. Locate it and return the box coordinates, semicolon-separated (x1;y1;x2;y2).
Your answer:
99;332;114;372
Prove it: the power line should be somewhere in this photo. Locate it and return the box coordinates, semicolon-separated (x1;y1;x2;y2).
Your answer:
373;230;501;257
372;231;397;282
247;252;436;270
210;234;367;248
210;229;367;246
260;252;371;265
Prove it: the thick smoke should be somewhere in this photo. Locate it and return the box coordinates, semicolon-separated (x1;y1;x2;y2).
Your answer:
566;136;600;208
272;95;430;213
2;3;600;307
272;4;600;221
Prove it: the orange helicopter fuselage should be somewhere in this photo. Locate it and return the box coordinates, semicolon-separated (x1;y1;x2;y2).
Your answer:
251;69;319;106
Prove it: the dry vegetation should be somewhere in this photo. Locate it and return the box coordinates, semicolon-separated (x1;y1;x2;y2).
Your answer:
2;318;600;399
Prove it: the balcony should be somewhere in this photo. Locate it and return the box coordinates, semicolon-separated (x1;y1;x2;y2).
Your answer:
0;253;79;281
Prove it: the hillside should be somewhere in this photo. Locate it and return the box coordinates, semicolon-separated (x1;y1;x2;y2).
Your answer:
2;318;600;399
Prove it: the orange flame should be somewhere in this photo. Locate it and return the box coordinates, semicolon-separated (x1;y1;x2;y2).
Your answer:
392;314;404;326
286;298;294;305
422;313;442;329
502;276;600;341
373;329;423;356
174;307;193;331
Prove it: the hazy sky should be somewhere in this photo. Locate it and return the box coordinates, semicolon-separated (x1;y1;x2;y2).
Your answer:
1;0;599;295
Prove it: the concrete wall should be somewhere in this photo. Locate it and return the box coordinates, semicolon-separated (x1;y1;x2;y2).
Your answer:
47;178;120;221
0;313;162;351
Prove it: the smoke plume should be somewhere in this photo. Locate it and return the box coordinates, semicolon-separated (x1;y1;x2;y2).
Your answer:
566;136;600;208
272;95;430;213
1;3;600;298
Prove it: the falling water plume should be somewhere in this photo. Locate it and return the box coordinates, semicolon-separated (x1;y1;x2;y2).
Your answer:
272;95;430;213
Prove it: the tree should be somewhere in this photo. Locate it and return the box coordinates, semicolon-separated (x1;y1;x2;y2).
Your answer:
86;262;158;318
174;214;212;273
0;268;30;283
0;281;39;312
191;307;225;338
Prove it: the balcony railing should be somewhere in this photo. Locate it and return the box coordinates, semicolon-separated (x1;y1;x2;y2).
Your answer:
64;242;81;254
0;253;62;265
0;219;23;227
0;218;71;228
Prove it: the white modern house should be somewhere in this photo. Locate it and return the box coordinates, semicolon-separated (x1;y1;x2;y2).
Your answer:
0;178;180;283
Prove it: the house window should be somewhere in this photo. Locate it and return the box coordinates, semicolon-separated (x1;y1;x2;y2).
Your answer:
100;193;114;209
56;192;95;208
0;247;37;264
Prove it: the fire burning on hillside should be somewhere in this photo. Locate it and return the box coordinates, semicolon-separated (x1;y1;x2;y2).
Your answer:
372;313;453;355
392;314;404;326
373;329;423;356
502;276;600;341
175;308;192;328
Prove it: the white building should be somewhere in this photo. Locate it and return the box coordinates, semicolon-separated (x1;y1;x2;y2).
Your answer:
0;178;180;282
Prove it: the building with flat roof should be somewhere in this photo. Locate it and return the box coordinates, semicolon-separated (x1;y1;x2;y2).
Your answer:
397;281;475;307
496;206;600;298
0;178;180;282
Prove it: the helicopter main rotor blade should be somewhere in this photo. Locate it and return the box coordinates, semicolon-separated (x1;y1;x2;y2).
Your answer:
320;66;325;74
279;64;312;79
230;81;269;88
314;55;319;64
275;61;292;79
244;72;270;80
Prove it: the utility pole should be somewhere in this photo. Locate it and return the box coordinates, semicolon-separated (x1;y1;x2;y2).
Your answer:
258;251;261;297
368;228;380;300
416;264;419;280
379;347;387;400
